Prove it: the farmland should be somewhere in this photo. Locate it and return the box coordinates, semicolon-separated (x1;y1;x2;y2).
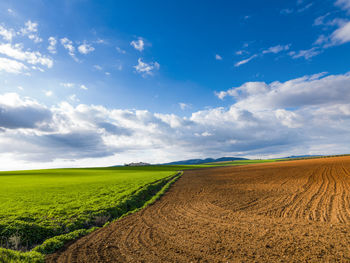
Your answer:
0;159;281;262
0;166;188;260
48;156;350;262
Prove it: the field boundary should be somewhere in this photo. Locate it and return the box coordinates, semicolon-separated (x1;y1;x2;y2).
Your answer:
0;171;183;263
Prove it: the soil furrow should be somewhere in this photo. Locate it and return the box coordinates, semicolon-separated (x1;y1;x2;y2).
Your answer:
47;157;350;262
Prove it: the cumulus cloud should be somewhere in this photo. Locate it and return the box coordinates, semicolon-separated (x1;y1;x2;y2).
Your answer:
134;58;160;76
78;43;95;54
0;25;15;41
2;71;350;169
130;38;144;51
0;93;51;129
215;72;350;110
0;57;27;74
234;54;257;67
47;37;57;54
60;37;77;61
0;43;53;68
20;20;42;43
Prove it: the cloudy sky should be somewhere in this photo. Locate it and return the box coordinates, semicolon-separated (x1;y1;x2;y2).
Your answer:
0;0;350;170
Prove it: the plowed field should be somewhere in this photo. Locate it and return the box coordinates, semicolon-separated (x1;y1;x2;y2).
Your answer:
47;157;350;262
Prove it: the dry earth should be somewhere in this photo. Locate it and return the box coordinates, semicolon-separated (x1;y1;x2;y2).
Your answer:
47;157;350;262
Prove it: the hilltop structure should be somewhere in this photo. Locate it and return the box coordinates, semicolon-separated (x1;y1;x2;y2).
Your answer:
124;162;150;166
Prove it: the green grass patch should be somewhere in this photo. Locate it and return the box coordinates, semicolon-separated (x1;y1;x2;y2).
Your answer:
0;248;44;263
0;166;185;251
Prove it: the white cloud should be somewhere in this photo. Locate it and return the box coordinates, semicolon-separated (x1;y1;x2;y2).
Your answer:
20;20;42;43
59;83;87;90
130;38;144;51
47;37;57;54
7;9;14;14
60;82;75;88
330;21;350;45
215;54;223;60
0;25;15;41
0;43;53;68
234;54;257;67
2;71;350;169
215;72;349;111
297;3;313;12
60;37;77;61
116;47;126;54
263;44;290;54
235;50;248;55
78;43;95;54
134;58;160;76
0;57;27;74
45;90;53;97
289;47;320;59
94;65;102;70
335;0;350;11
69;94;79;102
179;103;191;110
313;13;331;26
314;35;328;45
214;91;228;100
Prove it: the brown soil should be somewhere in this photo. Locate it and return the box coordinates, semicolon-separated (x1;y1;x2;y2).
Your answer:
47;157;350;262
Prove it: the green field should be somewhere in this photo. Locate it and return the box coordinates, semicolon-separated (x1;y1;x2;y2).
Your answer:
0;160;280;262
0;166;188;252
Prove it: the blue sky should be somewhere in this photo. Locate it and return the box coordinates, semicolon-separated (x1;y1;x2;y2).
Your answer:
0;0;350;170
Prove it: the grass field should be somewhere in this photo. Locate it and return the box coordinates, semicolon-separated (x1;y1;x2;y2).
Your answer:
0;166;188;251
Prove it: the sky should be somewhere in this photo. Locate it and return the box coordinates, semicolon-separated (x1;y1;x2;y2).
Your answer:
0;0;350;170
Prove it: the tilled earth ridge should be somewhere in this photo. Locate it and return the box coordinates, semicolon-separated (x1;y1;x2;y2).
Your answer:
47;157;350;262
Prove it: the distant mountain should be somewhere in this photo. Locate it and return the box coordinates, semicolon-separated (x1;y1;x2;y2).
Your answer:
281;155;322;159
163;157;248;165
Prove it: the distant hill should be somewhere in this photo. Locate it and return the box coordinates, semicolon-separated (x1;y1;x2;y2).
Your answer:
163;157;248;165
282;155;322;159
